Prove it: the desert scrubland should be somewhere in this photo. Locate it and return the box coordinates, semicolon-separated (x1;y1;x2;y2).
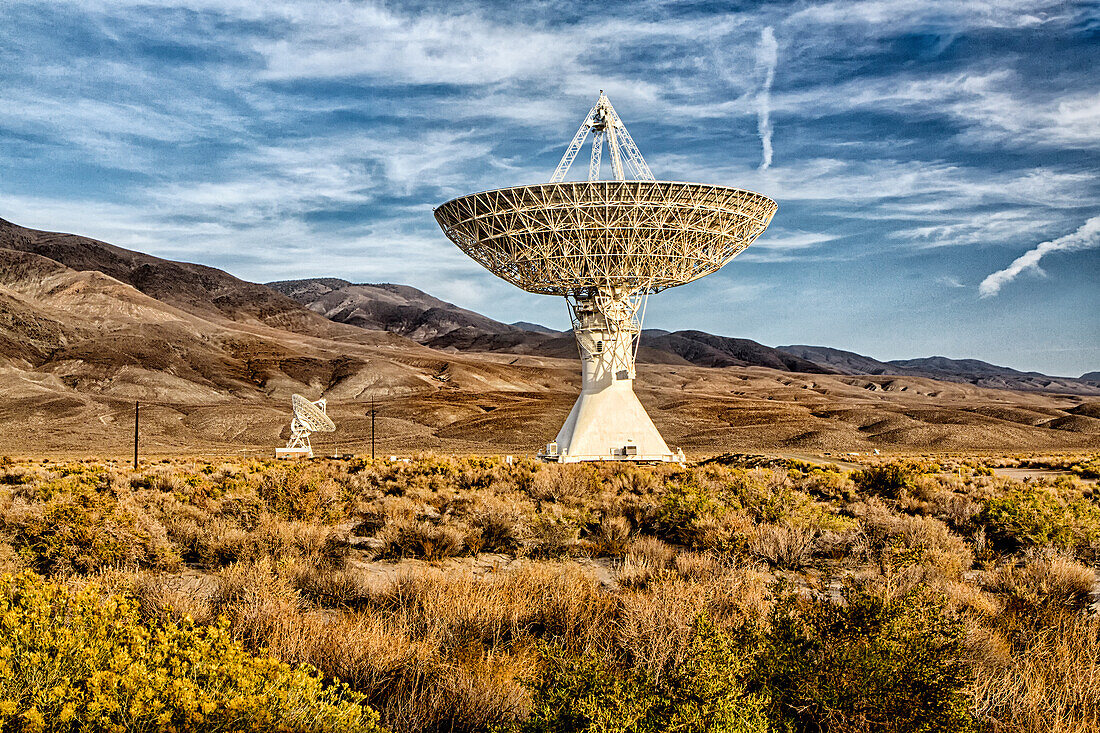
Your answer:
1;452;1098;733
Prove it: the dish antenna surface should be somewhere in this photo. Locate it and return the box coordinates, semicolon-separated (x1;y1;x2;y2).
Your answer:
434;92;777;462
275;394;335;459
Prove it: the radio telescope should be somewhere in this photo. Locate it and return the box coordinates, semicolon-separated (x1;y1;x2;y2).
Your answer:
434;92;777;462
275;394;335;459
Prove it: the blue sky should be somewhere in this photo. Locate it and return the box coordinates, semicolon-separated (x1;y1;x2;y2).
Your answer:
1;0;1098;376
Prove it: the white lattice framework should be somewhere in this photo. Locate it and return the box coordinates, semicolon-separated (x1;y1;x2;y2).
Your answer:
433;92;777;463
276;395;335;459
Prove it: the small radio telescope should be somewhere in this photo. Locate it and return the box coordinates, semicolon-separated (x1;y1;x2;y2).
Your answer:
434;92;777;463
275;394;335;459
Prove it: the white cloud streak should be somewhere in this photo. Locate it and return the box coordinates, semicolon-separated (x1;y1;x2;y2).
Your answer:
755;26;778;171
786;0;1068;31
979;215;1100;297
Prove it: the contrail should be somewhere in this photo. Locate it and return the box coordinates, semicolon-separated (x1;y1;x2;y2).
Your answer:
755;26;778;171
979;215;1100;298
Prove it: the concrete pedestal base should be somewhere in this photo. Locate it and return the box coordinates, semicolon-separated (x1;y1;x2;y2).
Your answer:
542;382;682;462
275;447;312;460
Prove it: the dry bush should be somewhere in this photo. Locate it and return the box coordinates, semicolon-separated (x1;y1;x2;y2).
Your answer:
852;498;973;579
371;563;614;651
795;467;853;501
258;465;347;521
811;524;864;560
9;456;1100;732
617;578;708;679
256;517;338;560
130;466;183;494
421;647;534;731
673;551;724;581
290;560;369;609
380;518;466;560
261;562;613;731
165;515;253;565
691;509;754;555
618;554;660;589
748;522;817;569
267;608;534;733
909;473;945;503
629;535;676;568
377;494;437;523
210;559;302;647
523;510;580;558
164;512;336;567
616;567;769;681
930;490;982;531
963;624;1014;670
0;539;24;574
601;464;661;496
940;580;1002;618
272;610;435;692
982;553;1097;612
619;536;677;588
130;571;214;624
466;496;528;554
593;515;632;556
704;566;771;627
528;465;592;505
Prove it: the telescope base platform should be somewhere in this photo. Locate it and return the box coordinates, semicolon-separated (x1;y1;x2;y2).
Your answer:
539;382;684;464
276;447;313;460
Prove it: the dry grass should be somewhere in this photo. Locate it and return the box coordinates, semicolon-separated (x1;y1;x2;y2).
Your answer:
971;611;1100;733
3;453;1099;733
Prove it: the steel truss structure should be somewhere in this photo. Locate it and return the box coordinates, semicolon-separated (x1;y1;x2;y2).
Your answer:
434;181;776;296
434;92;777;463
276;395;335;460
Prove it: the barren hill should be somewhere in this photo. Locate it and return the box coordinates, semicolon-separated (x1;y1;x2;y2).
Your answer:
272;278;839;374
0;218;346;337
1;218;1098;457
268;278;522;341
779;345;1099;395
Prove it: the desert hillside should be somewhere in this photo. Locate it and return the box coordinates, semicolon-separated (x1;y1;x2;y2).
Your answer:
273;276;1099;395
1;218;1099;457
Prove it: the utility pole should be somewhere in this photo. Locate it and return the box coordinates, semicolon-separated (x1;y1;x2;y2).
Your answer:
133;401;139;470
369;397;377;461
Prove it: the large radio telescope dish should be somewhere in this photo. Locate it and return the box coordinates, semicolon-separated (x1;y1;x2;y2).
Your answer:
292;393;336;433
276;394;335;459
435;181;776;297
434;91;777;463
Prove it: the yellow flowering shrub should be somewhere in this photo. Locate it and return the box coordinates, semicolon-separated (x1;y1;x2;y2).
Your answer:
0;573;385;732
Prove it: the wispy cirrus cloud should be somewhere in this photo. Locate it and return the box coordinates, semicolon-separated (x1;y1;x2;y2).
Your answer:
979;216;1100;297
785;0;1070;31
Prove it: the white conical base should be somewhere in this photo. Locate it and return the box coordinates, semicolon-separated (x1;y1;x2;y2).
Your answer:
549;381;680;462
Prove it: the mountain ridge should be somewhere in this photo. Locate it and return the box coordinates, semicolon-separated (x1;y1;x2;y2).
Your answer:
778;344;1096;395
1;216;1098;455
274;277;1098;395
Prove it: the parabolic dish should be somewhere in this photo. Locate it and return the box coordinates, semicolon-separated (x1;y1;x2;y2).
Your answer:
434;180;778;296
292;394;335;432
